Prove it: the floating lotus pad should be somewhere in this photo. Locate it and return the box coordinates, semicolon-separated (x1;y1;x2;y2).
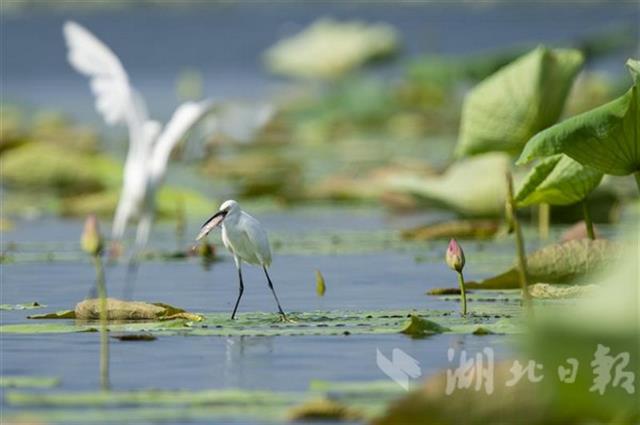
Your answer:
0;302;45;311
3;295;559;336
0;376;61;388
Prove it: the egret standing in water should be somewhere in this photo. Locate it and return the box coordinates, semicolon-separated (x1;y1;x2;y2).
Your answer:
196;200;286;320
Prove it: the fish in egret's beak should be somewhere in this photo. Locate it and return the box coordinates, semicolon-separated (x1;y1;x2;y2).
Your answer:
196;209;228;241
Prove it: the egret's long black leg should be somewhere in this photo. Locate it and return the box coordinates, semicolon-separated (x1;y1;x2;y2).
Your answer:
263;266;286;317
86;280;98;300
230;266;244;320
122;256;139;300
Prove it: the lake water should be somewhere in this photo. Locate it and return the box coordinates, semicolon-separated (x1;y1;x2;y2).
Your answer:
2;2;637;122
1;2;637;423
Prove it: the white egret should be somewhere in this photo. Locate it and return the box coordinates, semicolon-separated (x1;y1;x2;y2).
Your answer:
196;200;286;320
63;21;213;256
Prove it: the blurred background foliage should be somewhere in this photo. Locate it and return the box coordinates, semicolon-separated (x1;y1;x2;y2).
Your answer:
1;2;638;224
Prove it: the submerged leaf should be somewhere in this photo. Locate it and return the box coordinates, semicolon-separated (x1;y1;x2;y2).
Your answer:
402;219;499;241
401;314;450;338
287;398;364;422
515;154;603;206
456;46;584;157
467;239;617;289
471;326;495;335
518;82;639;176
110;333;157;341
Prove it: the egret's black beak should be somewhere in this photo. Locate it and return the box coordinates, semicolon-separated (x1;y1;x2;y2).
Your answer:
196;210;227;241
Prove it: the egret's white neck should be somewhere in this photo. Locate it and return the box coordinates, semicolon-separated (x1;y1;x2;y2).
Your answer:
222;210;241;228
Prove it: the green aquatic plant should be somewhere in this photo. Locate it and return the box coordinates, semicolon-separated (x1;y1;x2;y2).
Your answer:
515;154;604;239
456;46;584;157
0;143;120;195
519;59;640;192
315;270;326;297
445;238;467;315
506;171;533;313
81;215;109;391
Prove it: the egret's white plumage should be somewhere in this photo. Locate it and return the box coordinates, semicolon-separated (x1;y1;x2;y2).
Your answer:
63;21;212;252
197;200;285;319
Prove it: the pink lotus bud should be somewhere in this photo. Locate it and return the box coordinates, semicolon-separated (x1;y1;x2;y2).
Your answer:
445;238;465;272
81;214;103;256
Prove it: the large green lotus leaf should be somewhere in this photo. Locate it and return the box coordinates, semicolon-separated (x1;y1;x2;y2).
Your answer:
515;154;603;206
386;152;512;217
526;235;639;421
456;46;584;157
465;239;617;289
518;83;639;176
373;361;583;425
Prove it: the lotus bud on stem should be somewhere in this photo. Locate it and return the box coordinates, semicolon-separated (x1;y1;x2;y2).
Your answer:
81;214;110;391
445;238;467;316
505;172;533;314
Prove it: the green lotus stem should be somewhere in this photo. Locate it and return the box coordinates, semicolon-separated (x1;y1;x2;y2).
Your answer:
538;203;550;240
457;271;467;316
582;200;595;240
506;172;532;312
93;256;110;391
635;172;640;194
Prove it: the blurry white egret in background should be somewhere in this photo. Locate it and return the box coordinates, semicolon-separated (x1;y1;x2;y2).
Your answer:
63;21;213;257
196;200;286;320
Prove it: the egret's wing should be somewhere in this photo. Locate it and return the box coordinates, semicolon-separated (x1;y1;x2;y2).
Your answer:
63;21;147;126
148;100;213;180
240;213;272;266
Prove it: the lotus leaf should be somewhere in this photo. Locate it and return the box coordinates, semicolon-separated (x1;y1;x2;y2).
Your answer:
456;46;584;157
